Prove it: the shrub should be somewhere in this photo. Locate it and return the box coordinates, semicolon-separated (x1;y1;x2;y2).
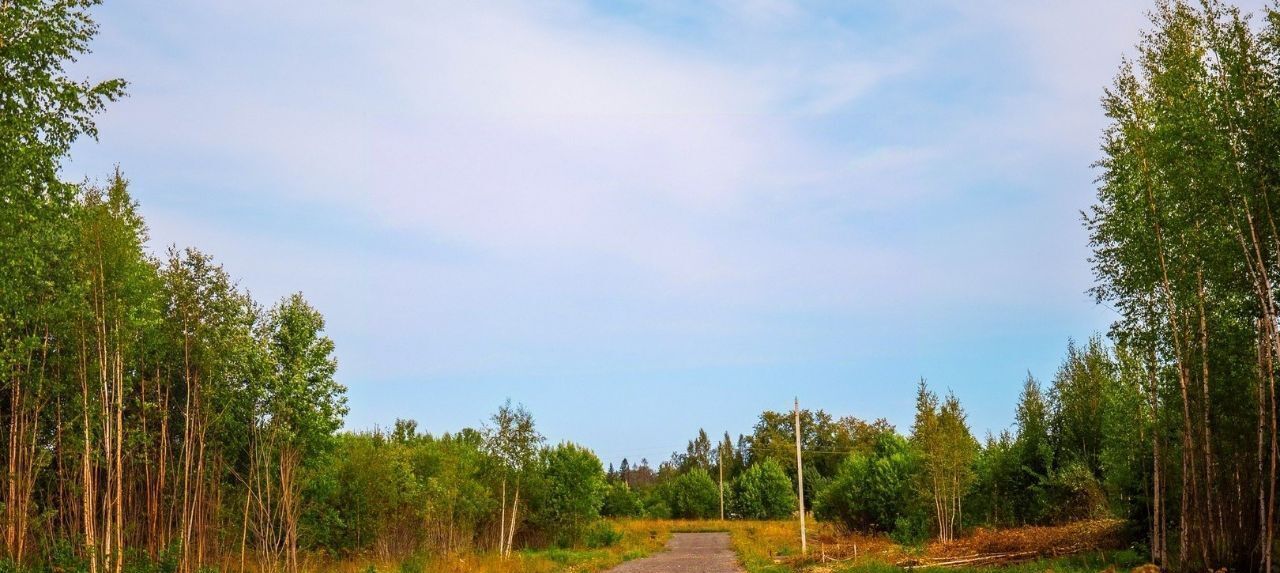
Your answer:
533;442;607;544
730;459;796;519
642;495;672;519
601;480;645;518
1047;461;1108;522
668;468;719;519
398;553;425;573
814;432;918;534
583;522;624;548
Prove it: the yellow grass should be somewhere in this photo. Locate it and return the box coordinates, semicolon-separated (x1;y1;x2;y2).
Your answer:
292;519;809;573
290;518;1126;573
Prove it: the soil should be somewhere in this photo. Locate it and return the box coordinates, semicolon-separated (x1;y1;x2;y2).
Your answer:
606;532;745;573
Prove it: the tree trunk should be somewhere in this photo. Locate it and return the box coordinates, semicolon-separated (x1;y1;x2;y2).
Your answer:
505;482;520;557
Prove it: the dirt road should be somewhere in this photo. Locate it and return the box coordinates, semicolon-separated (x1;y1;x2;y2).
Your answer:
605;532;745;573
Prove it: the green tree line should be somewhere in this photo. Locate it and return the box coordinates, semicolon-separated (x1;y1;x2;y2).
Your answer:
619;342;1155;548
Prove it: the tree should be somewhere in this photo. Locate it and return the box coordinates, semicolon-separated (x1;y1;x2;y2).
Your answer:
0;0;126;190
0;1;124;565
600;480;644;518
911;380;978;542
257;293;346;573
1087;2;1280;567
532;443;605;545
1013;373;1053;523
675;429;713;473
969;431;1020;527
1050;337;1113;477
730;459;796;520
667;468;719;519
483;401;542;556
815;432;920;539
161;247;260;573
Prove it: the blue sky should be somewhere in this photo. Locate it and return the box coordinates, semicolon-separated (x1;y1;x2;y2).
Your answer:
63;0;1265;466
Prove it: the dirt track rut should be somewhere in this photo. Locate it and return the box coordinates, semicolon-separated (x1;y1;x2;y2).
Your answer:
605;532;745;573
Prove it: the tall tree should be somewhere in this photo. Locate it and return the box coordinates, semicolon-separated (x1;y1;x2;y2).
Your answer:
1088;1;1280;567
910;380;977;542
483;401;542;557
257;293;346;573
0;0;124;563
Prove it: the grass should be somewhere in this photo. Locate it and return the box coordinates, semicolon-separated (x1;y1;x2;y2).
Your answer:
309;521;673;573
606;519;1144;573
299;519;1144;573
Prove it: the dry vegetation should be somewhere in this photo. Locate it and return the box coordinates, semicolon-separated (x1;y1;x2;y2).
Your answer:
286;518;1131;573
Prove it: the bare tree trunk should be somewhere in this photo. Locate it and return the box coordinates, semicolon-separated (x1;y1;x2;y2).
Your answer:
1196;271;1222;558
505;482;520;557
114;346;124;573
1258;322;1270;573
1138;150;1199;569
1147;347;1165;566
240;481;250;573
82;335;98;573
498;478;506;555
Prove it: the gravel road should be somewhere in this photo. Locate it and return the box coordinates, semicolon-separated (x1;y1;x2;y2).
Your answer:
604;532;745;573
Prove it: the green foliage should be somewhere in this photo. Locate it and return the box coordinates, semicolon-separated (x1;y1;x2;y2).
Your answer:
0;0;127;190
730;459;796;520
667;468;719;519
744;409;893;506
263;293;347;460
1011;374;1054;523
814;432;918;535
1049;337;1112;479
397;553;425;573
911;381;978;541
582;522;623;549
600;480;645;518
1098;345;1151;523
532;442;606;545
641;492;672;519
1086;1;1280;566
1045;461;1109;523
121;545;180;573
484;400;543;477
968;431;1021;527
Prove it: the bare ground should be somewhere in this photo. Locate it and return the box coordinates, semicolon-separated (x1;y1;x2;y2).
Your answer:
605;532;745;573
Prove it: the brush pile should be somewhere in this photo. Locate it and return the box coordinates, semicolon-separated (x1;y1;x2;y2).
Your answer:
895;519;1127;568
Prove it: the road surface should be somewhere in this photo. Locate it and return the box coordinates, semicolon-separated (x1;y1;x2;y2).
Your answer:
606;532;745;573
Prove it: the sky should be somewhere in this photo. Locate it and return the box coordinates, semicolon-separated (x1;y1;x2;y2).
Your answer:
62;0;1271;466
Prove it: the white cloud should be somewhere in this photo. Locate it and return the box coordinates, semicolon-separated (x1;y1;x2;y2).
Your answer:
65;0;1161;391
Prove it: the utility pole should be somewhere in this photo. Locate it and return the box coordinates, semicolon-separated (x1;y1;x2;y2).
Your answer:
794;398;807;555
719;444;725;521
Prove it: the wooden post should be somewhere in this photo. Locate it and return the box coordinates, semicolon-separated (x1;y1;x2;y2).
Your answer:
794;398;807;555
719;444;725;521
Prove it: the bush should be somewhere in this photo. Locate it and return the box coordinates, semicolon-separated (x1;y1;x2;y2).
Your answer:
668;468;720;519
891;513;929;545
601;480;645;517
1047;461;1108;522
642;495;672;519
122;544;180;573
533;442;607;544
730;459;796;519
583;522;624;548
814;432;919;535
398;553;425;573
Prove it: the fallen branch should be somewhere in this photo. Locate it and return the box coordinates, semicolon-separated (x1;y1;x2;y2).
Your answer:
898;550;1040;568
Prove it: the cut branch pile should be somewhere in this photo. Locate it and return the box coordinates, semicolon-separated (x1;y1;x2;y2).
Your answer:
894;519;1127;568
